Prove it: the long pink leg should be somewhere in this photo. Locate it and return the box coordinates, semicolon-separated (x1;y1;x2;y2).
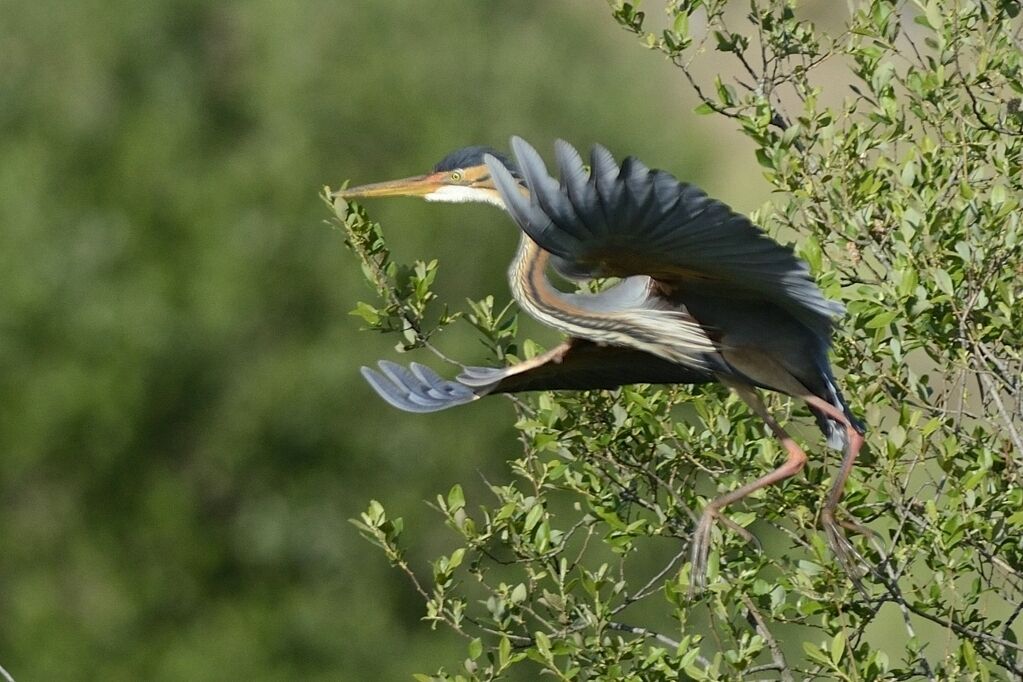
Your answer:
802;395;869;572
802;396;866;513
690;380;808;592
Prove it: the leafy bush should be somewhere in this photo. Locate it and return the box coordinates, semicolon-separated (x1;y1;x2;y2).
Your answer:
340;1;1023;678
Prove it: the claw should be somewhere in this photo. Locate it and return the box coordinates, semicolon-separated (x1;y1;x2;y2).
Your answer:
687;508;762;597
821;507;871;594
689;510;717;596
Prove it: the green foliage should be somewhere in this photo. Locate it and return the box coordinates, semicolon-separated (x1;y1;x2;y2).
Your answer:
344;1;1023;679
333;195;459;350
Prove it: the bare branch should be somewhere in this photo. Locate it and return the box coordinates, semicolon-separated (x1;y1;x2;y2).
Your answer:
740;594;794;682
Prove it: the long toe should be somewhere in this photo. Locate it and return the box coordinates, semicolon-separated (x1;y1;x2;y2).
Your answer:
821;509;870;591
838;516;878;539
688;512;716;597
717;515;760;551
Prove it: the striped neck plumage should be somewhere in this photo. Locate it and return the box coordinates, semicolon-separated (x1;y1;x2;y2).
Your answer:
507;235;716;370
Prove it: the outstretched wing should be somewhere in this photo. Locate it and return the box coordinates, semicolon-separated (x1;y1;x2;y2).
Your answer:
362;361;477;413
485;137;843;341
361;339;713;413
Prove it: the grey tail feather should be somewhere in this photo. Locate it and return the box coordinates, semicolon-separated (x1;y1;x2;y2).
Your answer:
811;376;865;451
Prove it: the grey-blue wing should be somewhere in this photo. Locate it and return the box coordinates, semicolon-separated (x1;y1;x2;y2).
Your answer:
485;137;843;342
361;361;478;413
361;340;714;413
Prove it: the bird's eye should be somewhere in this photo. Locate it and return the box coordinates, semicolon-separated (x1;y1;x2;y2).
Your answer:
449;171;463;182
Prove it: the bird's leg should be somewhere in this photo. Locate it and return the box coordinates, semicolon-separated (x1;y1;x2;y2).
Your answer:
690;380;807;594
513;339;575;370
802;396;866;519
800;395;869;576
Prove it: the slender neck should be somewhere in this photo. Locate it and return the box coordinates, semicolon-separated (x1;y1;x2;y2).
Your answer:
508;235;601;339
508;234;554;318
507;233;716;370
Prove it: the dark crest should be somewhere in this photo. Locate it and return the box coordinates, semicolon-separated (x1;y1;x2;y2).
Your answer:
433;145;522;179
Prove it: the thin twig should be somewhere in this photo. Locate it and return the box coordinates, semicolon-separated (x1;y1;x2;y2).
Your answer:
880;557;936;680
606;621;682;651
740;594;794;682
616;546;689;611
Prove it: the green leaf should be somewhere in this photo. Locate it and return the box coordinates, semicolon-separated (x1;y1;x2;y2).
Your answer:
925;1;943;32
366;500;385;524
801;235;822;272
447;484;465;513
534;521;551;553
897;267;918;298
498;637;512;668
865;310;897;329
672;12;688;36
534;631;552;658
933;268;955;296
992;183;1007;206
523;503;544;532
755;148;774;169
900;159;917;187
350;301;381;325
802;641;831;666
831;632;846;665
448;548;465;570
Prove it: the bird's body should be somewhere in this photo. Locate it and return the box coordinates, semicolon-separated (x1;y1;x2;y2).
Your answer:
337;137;866;587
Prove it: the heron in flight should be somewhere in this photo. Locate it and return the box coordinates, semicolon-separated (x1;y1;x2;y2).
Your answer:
336;137;866;586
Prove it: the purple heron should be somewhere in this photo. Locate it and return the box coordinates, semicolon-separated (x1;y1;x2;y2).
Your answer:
336;137;866;586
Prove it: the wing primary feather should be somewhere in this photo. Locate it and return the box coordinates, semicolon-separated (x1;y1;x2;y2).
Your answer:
410;362;462;395
361;366;448;412
493;145;577;258
554;140;587;196
376;361;446;408
364;362;481;412
457;366;509;387
484;153;529;218
509;137;550;208
590;144;619;189
410;362;475;401
554;139;605;237
617;156;658;234
590;144;622;225
511;137;587;240
485;151;564;253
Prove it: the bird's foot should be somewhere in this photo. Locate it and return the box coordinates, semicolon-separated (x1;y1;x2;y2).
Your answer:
838;515;877;538
688;508;760;598
718;515;759;548
688;511;716;597
821;507;871;592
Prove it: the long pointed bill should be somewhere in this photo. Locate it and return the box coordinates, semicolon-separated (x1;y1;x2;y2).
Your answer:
333;173;444;200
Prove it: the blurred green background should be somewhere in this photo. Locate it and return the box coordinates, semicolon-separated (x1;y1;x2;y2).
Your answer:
0;2;770;679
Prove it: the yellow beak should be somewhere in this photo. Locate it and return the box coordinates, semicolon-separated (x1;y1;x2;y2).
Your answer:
333;173;445;200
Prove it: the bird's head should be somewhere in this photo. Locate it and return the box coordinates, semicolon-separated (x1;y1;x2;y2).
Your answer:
334;146;523;209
